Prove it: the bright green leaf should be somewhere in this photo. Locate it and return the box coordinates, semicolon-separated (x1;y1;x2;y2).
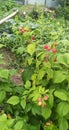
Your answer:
27;43;36;56
0;44;5;48
49;94;54;108
21;99;26;109
53;71;66;83
59;118;68;130
41;107;51;119
0;114;7;122
0;91;6;103
28;58;33;65
54;90;68;101
0;69;9;79
37;70;45;80
25;80;31;89
56;102;69;116
16;47;25;54
7;119;15;127
47;69;53;80
57;53;69;66
14;121;23;130
7;96;20;105
0;114;7;130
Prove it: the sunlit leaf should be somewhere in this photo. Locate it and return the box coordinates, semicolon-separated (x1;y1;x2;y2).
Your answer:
7;96;20;105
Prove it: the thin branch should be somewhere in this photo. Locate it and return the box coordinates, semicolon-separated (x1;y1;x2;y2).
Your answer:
0;9;19;25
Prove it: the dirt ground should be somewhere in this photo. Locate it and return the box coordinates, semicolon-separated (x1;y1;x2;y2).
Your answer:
0;47;23;85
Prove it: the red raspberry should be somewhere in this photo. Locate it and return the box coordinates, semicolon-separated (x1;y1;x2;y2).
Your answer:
44;45;51;51
19;28;24;34
44;45;48;49
32;36;35;40
37;98;42;102
45;121;52;126
54;58;57;62
45;122;51;126
54;43;57;47
52;48;57;53
43;95;49;101
42;103;46;108
26;40;30;44
45;59;49;62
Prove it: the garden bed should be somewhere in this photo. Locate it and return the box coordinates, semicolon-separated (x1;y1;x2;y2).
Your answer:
0;1;69;130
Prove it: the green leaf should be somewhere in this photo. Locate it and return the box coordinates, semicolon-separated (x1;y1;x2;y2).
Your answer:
16;47;25;54
54;90;68;101
0;69;9;79
0;114;7;122
23;31;32;38
10;69;17;76
25;103;32;112
32;104;40;115
0;44;5;48
57;53;69;66
27;43;36;56
41;107;51;119
53;71;66;83
1;84;12;92
22;67;33;82
56;102;69;116
14;121;23;130
47;69;53;80
7;119;15;127
28;58;33;65
37;70;45;80
15;86;24;94
7;96;20;105
0;91;6;103
49;94;54;108
21;99;26;109
0;114;8;130
43;62;51;69
30;93;41;101
59;118;68;130
36;60;41;68
25;80;31;89
27;124;40;130
65;112;69;120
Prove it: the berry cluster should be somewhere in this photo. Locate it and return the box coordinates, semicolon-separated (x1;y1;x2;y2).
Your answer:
45;120;52;127
19;27;35;43
44;44;57;53
19;27;30;34
37;95;49;108
43;43;57;62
